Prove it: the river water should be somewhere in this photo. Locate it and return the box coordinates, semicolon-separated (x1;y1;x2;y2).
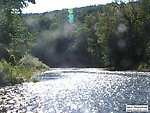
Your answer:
0;68;150;113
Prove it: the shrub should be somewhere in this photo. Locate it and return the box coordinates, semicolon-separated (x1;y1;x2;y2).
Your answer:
19;54;49;70
0;55;49;86
138;62;150;71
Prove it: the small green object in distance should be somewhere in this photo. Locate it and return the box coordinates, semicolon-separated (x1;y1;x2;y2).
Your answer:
68;9;73;14
68;14;74;19
68;14;74;24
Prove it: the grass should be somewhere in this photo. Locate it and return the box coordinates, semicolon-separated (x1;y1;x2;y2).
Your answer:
0;54;49;86
138;62;150;71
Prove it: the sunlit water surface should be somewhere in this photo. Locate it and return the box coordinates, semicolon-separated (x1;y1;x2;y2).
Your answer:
0;68;150;113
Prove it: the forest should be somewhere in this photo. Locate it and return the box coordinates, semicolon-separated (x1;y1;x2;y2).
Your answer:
26;0;150;70
0;0;150;85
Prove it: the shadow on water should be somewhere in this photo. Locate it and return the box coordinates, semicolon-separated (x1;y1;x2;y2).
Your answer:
35;73;62;81
36;68;150;82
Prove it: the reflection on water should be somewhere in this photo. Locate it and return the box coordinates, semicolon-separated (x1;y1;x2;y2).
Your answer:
0;68;150;112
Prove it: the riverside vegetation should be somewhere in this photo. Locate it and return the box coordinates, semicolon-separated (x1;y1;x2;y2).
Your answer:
0;0;150;85
0;54;49;86
0;0;49;86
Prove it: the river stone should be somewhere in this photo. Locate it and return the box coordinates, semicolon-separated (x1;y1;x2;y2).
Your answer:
1;95;7;99
7;100;15;104
0;107;7;112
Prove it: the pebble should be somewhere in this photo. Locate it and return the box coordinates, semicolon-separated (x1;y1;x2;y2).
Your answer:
7;100;15;104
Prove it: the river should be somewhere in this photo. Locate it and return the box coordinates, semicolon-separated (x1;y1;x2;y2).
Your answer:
0;68;150;113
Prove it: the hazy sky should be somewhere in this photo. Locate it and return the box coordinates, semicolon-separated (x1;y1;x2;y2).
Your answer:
22;0;113;13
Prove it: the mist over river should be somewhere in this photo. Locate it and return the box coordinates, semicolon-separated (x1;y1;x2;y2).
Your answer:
0;68;150;112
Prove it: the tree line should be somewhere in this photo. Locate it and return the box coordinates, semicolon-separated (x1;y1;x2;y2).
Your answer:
24;0;150;70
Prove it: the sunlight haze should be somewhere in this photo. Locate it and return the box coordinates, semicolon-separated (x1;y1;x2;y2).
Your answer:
22;0;113;13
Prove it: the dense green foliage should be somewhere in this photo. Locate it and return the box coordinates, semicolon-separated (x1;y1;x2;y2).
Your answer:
0;0;36;63
24;5;104;67
0;55;49;85
0;0;49;85
25;0;149;70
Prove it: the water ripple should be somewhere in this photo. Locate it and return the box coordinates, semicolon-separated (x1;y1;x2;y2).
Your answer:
0;68;150;113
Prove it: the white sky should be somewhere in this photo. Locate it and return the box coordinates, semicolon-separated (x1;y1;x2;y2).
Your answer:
22;0;113;13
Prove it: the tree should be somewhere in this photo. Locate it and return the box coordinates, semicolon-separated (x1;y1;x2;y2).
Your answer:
0;0;35;12
0;0;36;64
94;1;150;69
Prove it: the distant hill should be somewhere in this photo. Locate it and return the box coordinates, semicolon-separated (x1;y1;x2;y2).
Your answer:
22;5;104;67
23;5;104;24
22;1;150;70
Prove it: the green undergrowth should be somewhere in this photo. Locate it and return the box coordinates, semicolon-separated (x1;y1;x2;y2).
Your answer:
0;54;49;86
138;62;150;71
